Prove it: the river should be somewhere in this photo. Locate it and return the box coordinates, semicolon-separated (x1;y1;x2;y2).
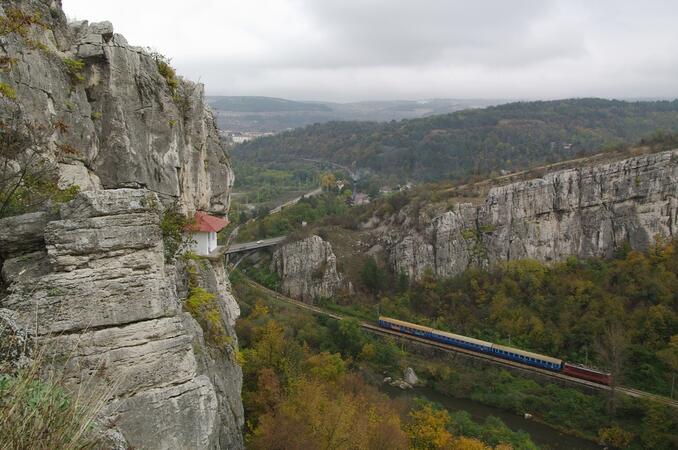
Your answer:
381;384;603;450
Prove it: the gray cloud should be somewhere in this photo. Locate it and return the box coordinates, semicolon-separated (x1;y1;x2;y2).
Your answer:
62;0;678;101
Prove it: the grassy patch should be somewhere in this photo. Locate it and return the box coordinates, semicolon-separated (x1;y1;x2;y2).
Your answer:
0;82;16;99
0;345;108;450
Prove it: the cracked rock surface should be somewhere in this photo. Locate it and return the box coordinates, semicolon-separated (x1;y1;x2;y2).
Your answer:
271;235;344;303
0;0;233;214
0;1;243;448
0;190;244;449
389;150;678;279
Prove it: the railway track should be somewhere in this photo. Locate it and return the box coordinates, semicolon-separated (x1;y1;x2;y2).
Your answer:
238;275;678;409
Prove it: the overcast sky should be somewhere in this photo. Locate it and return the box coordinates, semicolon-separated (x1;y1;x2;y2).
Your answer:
62;0;678;102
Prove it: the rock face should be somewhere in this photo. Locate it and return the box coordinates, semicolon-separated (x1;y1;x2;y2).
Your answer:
271;235;343;302
0;0;233;213
0;308;32;374
0;190;244;449
0;1;243;448
391;150;678;279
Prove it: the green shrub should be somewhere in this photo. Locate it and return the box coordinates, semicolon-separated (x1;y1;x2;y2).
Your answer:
185;286;231;349
62;58;85;86
159;203;193;262
153;54;178;93
244;265;280;291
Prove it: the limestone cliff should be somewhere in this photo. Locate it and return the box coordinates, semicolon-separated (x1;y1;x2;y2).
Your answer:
0;191;244;449
271;235;343;303
0;0;232;213
0;1;242;448
389;150;678;279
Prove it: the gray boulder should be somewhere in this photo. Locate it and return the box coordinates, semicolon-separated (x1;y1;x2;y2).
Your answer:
404;367;420;386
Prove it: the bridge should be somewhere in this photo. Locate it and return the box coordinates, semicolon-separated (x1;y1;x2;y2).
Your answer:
225;236;287;255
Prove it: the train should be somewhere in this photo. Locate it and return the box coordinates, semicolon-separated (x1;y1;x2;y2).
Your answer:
377;316;611;385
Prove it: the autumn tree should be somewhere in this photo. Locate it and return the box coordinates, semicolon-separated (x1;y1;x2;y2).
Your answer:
250;378;408;450
303;352;346;382
597;425;633;449
320;172;336;191
406;404;452;450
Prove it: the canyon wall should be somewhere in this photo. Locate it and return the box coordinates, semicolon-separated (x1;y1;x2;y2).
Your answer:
390;150;678;279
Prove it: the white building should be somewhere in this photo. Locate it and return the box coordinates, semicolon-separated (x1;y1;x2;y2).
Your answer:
186;211;229;256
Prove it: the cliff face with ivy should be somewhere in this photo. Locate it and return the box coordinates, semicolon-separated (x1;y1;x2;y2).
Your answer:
0;1;242;448
388;150;678;279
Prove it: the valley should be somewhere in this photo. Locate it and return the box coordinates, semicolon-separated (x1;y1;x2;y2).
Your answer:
229;137;678;449
1;1;677;449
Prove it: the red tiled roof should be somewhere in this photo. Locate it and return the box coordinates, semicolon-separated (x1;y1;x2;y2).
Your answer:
187;211;229;233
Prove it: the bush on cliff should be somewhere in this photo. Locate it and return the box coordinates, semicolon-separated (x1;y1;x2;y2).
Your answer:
0;109;81;218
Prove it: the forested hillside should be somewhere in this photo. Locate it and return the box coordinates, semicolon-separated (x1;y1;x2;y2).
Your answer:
234;98;678;182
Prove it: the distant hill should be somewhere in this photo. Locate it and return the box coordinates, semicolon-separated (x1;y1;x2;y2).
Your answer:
207;96;331;113
232;98;678;183
207;96;501;132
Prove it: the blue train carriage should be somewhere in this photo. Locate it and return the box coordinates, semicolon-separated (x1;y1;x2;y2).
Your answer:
378;316;434;338
430;329;493;353
378;316;493;353
491;343;563;372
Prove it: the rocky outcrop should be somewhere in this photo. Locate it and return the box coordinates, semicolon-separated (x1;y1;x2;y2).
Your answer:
0;189;243;449
0;0;233;213
0;1;243;447
391;150;678;279
271;235;343;302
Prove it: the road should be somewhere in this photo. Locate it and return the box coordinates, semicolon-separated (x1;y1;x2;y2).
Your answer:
226;236;287;254
238;275;678;409
269;187;322;215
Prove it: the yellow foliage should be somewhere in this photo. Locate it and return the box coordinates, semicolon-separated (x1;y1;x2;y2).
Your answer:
406;404;452;450
250;378;408;450
450;436;492;450
320;172;336;190
251;302;270;319
235;350;246;366
304;352;346;382
0;82;16;100
597;424;633;448
359;342;376;361
185;287;231;349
